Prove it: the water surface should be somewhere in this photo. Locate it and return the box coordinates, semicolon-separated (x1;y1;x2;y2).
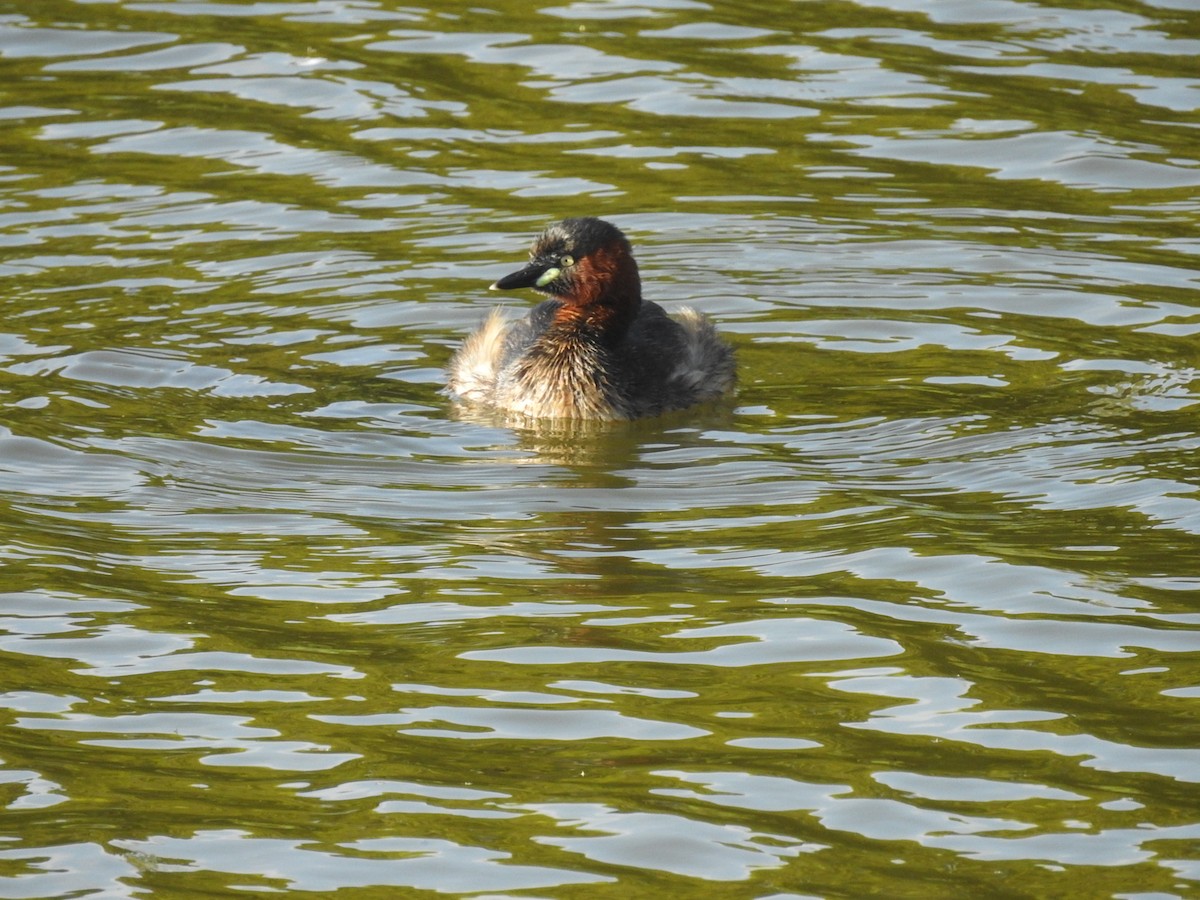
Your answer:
1;0;1199;897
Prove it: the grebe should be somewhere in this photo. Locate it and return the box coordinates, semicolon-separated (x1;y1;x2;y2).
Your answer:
447;217;734;420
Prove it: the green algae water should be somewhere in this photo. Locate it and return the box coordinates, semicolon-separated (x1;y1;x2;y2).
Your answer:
2;0;1199;897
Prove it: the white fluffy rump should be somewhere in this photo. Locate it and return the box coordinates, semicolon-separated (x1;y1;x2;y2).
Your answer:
445;309;510;403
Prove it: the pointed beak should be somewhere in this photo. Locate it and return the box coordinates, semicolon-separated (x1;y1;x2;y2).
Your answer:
490;263;547;292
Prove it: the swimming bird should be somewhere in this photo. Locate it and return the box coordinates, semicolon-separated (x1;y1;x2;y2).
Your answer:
447;217;734;420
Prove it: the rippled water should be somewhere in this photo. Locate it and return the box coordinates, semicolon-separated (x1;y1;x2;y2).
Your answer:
2;0;1199;896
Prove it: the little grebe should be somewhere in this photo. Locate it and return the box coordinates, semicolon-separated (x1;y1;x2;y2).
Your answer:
447;217;735;420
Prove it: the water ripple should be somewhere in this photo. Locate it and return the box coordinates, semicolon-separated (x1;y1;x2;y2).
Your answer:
1;0;1198;895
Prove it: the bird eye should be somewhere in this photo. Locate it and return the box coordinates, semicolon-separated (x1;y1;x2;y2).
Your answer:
560;255;574;267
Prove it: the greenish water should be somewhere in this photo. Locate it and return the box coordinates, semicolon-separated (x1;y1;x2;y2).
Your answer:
2;0;1199;897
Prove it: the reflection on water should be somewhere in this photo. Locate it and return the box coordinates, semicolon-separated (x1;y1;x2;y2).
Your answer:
2;0;1199;896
